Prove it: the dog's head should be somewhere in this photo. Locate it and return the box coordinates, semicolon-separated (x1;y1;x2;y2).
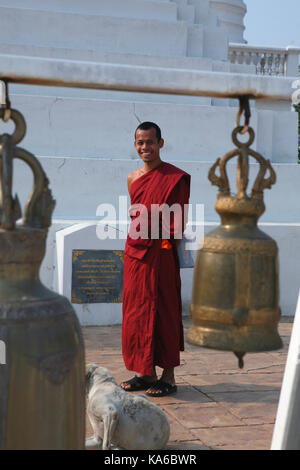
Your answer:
86;364;116;392
86;364;99;393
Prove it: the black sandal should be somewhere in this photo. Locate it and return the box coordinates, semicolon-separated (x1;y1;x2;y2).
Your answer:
120;376;156;392
146;380;177;397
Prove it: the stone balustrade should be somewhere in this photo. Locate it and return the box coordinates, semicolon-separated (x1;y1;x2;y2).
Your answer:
229;43;300;77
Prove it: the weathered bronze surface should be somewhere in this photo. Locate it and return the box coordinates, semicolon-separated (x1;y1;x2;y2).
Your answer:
188;126;282;368
0;108;85;449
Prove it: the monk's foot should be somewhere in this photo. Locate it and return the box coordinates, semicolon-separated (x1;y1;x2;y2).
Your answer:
120;374;157;392
160;369;175;386
145;368;176;396
146;379;177;397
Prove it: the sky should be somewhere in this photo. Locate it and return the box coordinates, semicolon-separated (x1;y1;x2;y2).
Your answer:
244;0;300;48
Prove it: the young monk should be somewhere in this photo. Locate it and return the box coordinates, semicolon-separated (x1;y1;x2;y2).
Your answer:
121;122;190;397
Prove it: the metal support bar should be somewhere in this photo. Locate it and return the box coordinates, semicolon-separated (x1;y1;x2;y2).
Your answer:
0;53;295;101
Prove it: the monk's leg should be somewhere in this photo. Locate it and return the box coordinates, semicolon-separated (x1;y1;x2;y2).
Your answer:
137;367;157;386
146;249;182;396
160;368;175;385
154;250;182;369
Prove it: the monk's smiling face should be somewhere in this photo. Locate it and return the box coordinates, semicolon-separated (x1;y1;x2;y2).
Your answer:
134;128;164;165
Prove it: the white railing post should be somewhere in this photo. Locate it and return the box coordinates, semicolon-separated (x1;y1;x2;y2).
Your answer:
285;46;300;77
229;43;300;77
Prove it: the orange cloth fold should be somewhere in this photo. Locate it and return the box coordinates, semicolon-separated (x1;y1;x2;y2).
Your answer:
161;239;172;250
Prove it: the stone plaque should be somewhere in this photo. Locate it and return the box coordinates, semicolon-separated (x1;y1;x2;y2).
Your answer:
71;250;124;304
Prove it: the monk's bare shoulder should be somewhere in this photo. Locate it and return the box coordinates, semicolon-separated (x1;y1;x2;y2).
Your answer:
127;168;144;192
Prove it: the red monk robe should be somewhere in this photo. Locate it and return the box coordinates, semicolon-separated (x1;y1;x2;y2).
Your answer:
122;161;191;376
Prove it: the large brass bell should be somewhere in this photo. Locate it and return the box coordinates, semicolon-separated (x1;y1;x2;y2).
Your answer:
0;106;85;449
188;125;282;368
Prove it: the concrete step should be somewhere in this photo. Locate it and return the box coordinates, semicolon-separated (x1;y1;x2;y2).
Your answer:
0;6;189;57
0;0;178;22
0;5;229;59
0;43;253;77
0;43;213;70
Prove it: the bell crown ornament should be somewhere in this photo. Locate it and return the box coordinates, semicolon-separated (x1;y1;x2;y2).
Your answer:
209;126;276;225
0;107;55;232
0;107;56;288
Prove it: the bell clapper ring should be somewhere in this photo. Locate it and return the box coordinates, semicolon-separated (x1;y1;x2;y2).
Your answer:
0;79;12;123
236;95;251;135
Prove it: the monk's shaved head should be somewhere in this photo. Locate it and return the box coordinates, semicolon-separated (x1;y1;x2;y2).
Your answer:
135;122;162;142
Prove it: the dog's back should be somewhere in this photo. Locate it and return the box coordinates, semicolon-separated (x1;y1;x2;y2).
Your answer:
87;365;170;450
111;391;170;450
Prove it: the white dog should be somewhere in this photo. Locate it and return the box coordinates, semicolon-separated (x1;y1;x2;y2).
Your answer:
85;364;170;450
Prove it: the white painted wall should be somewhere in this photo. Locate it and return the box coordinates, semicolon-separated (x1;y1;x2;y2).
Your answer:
13;158;300;224
0;0;178;22
1;94;296;163
0;7;189;57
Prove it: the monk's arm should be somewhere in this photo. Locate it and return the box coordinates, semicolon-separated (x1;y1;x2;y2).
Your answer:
166;176;190;242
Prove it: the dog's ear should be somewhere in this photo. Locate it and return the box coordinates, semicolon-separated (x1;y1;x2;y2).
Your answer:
86;364;98;382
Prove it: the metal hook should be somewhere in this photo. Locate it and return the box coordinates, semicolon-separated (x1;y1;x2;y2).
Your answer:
0;79;11;122
235;96;251;135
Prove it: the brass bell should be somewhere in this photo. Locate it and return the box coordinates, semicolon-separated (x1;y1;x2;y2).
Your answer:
188;125;282;368
0;107;85;449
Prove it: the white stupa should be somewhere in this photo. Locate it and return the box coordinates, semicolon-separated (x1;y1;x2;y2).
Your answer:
0;0;299;324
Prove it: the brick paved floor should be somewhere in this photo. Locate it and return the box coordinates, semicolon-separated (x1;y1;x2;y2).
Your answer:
83;317;292;450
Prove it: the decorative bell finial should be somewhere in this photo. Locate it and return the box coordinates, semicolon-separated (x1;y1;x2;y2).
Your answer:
0;106;55;231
